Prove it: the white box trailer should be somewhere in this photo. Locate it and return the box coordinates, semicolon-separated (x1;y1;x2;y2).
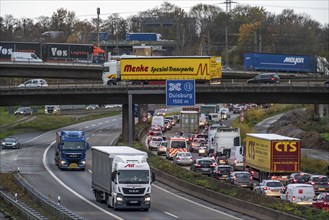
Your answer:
91;146;154;211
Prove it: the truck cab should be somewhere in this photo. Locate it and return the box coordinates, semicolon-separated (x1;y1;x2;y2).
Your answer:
55;130;89;170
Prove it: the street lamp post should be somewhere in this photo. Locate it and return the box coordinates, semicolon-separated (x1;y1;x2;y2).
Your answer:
97;8;100;47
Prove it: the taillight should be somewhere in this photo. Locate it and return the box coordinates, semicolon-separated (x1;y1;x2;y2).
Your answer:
292;179;297;183
251;171;255;176
195;164;200;167
281;187;285;191
234;159;237;165
176;158;180;160
233;176;237;181
263;187;269;190
311;182;315;185
250;176;253;181
292;196;296;201
324;202;328;205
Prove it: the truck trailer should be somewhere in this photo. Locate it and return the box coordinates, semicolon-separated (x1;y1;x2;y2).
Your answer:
125;33;161;41
102;56;222;85
245;133;301;183
91;146;155;211
0;41;106;63
244;52;329;75
214;127;241;158
179;110;199;135
55;130;89;170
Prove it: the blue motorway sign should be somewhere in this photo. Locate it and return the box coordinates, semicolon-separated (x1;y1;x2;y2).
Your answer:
166;80;195;106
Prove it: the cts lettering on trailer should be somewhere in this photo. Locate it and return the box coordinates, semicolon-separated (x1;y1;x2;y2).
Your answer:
274;141;298;152
272;141;300;172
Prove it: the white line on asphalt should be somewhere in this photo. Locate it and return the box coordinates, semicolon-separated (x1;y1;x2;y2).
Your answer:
43;142;124;220
153;184;242;220
164;212;179;218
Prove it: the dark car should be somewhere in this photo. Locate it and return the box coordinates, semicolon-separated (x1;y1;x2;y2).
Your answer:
247;73;280;84
212;165;232;180
190;158;216;176
289;172;311;184
227;171;253;189
14;107;32;115
324;80;329;85
307;175;329;193
1;136;20;149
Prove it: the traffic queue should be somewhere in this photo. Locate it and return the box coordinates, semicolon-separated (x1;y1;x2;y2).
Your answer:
145;106;329;211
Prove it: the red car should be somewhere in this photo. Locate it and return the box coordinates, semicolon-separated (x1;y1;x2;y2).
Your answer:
312;192;329;211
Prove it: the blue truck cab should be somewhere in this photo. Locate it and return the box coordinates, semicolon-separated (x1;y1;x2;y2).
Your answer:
55;130;89;171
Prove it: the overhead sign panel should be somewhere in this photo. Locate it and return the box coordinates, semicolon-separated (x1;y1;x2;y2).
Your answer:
166;80;195;107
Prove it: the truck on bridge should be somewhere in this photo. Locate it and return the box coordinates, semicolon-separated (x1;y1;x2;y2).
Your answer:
55;130;89;170
102;56;222;85
244;52;329;75
0;41;106;63
91;146;155;211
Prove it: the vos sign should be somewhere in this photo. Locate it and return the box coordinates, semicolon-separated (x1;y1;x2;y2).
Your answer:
166;80;195;107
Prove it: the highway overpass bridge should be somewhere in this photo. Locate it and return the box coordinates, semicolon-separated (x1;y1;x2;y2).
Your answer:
1;83;328;144
0;61;308;80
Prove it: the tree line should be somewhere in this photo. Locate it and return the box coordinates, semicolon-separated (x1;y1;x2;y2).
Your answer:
1;2;328;66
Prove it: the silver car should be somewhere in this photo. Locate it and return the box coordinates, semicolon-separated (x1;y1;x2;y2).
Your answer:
157;141;168;156
1;136;20;149
148;136;163;151
173;152;193;166
254;180;284;197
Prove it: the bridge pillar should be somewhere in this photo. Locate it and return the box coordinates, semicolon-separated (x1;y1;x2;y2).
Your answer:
122;97;136;145
315;104;325;118
122;104;129;143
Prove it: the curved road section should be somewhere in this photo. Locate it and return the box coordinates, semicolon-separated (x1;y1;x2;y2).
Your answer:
0;115;256;220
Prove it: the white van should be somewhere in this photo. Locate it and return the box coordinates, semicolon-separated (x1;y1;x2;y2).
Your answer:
11;52;43;62
151;116;164;130
227;146;245;171
280;184;315;205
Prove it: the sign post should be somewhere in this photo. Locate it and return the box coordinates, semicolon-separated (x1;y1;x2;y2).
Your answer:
166;80;195;107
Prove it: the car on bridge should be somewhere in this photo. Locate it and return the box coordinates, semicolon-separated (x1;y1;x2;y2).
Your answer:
17;79;48;88
246;73;280;84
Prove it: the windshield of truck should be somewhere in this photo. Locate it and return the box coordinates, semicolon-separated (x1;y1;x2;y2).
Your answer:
118;170;149;184
61;142;85;150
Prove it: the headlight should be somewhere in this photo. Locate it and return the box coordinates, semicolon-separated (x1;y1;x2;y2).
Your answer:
144;197;151;202
80;160;86;165
60;160;67;165
116;196;123;202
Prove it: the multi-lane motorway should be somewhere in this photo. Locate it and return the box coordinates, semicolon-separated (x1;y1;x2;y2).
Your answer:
0;114;257;220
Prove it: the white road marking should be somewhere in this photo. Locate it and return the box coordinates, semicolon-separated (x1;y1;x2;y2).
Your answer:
43;142;124;220
164;212;179;218
153;184;242;220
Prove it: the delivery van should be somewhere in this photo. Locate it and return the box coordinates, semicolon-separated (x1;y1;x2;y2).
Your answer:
11;52;43;62
227;146;245;171
280;184;315;205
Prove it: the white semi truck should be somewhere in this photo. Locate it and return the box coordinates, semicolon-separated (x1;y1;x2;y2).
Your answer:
214;127;241;158
91;146;155;211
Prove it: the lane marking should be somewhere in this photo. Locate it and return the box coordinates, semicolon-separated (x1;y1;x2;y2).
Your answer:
164;212;179;218
153;184;242;220
43;142;124;220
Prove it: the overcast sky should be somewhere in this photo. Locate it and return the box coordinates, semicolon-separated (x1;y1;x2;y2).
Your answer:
1;0;328;26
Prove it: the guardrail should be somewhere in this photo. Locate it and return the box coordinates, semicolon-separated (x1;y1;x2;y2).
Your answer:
0;187;48;220
12;172;84;220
